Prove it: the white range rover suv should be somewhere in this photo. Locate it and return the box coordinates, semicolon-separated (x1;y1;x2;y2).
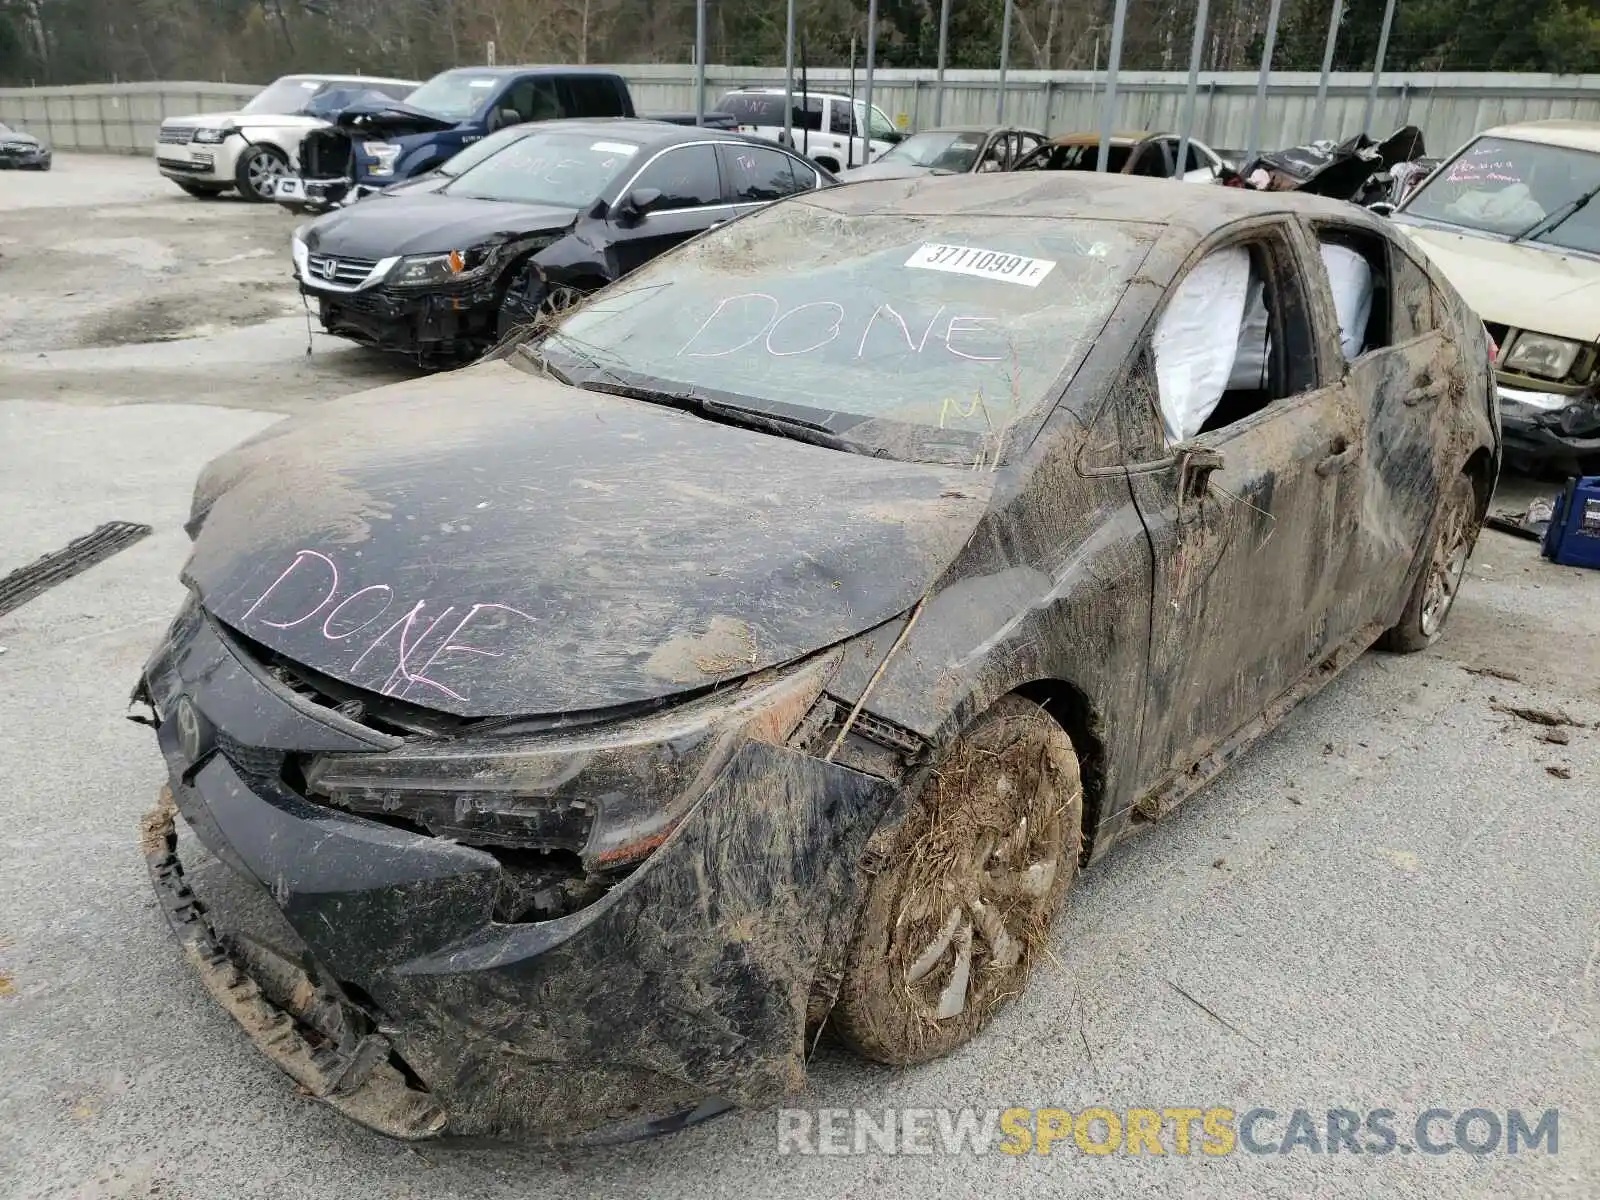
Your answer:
154;74;417;202
717;86;901;173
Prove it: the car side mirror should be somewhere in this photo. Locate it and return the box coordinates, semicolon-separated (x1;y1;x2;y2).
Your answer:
1175;443;1226;500
613;187;661;226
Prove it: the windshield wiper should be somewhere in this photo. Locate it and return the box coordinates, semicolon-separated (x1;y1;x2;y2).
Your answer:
520;334;862;453
1512;181;1600;243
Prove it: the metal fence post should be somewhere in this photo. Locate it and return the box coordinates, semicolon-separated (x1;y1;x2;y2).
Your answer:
1311;0;1344;141
784;0;796;145
1176;0;1210;180
694;0;707;125
1247;0;1284;163
933;0;952;127
1362;0;1398;135
864;0;878;161
997;0;1014;123
1096;0;1129;172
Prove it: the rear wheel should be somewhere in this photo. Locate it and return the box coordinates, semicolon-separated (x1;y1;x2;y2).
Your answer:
234;144;289;202
1380;471;1478;652
830;695;1083;1065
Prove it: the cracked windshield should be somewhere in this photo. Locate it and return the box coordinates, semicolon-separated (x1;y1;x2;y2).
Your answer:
538;203;1151;464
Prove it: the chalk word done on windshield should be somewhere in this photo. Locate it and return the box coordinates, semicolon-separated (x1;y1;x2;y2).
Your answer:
241;549;533;705
678;295;1005;364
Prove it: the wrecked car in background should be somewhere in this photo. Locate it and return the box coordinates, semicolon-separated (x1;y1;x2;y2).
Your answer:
135;173;1497;1144
1236;125;1431;209
293;120;834;363
154;73;418;201
279;66;738;214
1010;130;1227;181
839;124;1048;181
1392;119;1600;474
0;120;51;170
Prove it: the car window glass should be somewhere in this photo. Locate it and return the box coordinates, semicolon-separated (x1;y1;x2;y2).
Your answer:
828;102;855;136
1390;244;1437;340
565;76;627;118
720;93;783;127
505;78;564;123
1311;226;1393;360
725;145;800;202
444;130;640;206
789;156;819;189
1130;141;1170;178
1153;237;1319;443
1018;132;1045;157
977;135;1008;173
631;144;722;211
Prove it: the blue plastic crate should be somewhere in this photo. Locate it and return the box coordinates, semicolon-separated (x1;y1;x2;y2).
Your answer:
1541;476;1600;570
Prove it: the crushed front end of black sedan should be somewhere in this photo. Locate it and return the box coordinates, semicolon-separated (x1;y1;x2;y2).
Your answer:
131;364;989;1141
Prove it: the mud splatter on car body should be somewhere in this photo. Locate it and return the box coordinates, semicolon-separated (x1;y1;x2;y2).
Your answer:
133;172;1497;1143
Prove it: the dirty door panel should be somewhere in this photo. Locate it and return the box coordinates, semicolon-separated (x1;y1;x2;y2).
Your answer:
1315;227;1455;637
1119;230;1361;789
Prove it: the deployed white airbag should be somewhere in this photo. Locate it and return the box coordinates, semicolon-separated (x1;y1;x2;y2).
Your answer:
1153;245;1251;444
1319;242;1374;360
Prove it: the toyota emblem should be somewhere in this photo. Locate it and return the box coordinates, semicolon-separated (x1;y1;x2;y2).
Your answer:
174;696;205;763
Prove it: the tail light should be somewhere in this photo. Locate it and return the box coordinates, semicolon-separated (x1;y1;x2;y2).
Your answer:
1486;326;1499;365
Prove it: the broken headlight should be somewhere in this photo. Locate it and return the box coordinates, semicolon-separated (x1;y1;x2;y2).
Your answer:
1502;332;1583;381
361;140;402;177
386;245;498;288
300;649;839;870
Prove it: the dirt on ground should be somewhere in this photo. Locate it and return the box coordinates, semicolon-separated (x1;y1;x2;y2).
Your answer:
0;154;422;409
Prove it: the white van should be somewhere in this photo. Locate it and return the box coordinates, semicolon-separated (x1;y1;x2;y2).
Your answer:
716;87;900;173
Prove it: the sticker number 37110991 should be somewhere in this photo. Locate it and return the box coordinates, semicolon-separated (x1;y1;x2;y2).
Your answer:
905;243;1057;287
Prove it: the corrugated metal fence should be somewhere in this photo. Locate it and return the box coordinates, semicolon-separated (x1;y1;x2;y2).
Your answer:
3;70;1599;158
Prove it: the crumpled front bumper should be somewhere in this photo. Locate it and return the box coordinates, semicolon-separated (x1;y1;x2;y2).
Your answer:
137;606;892;1141
302;280;496;357
0;145;50;169
1499;384;1600;467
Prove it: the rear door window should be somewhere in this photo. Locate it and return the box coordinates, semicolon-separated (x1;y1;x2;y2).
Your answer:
720;144;806;202
562;76;628;118
503;77;565;123
1390;244;1438;340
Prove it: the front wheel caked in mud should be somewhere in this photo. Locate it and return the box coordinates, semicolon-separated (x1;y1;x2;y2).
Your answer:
830;694;1084;1066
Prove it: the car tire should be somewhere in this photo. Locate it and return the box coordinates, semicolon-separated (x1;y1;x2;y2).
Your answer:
1379;471;1478;653
176;181;225;199
830;694;1083;1066
233;144;289;203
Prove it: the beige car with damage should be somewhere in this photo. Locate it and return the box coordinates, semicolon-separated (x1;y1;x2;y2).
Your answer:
1393;119;1600;472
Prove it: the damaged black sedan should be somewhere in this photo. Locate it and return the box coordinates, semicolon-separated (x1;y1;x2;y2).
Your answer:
137;173;1498;1144
294;119;832;362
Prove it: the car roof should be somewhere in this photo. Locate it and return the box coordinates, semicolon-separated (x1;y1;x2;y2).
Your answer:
431;65;625;78
282;73;417;85
1046;130;1165;148
494;117;791;148
1480;119;1600;154
809;170;1381;227
726;86;854;99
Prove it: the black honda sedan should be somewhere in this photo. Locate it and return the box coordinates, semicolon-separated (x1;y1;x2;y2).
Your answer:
293;119;834;362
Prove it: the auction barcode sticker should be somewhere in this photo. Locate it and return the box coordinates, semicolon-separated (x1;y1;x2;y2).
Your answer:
905;243;1056;287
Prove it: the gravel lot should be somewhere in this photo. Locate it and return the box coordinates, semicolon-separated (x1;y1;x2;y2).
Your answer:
1;155;1596;1200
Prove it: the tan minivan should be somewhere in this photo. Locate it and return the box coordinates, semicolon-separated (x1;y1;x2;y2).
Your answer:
1392;119;1600;472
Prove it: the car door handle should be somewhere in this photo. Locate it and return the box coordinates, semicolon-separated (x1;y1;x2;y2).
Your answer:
1404;376;1450;406
1316;435;1359;477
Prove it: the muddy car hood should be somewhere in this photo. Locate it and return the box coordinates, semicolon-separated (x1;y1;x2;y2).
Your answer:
1396;221;1600;343
302;194;579;260
185;361;992;718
